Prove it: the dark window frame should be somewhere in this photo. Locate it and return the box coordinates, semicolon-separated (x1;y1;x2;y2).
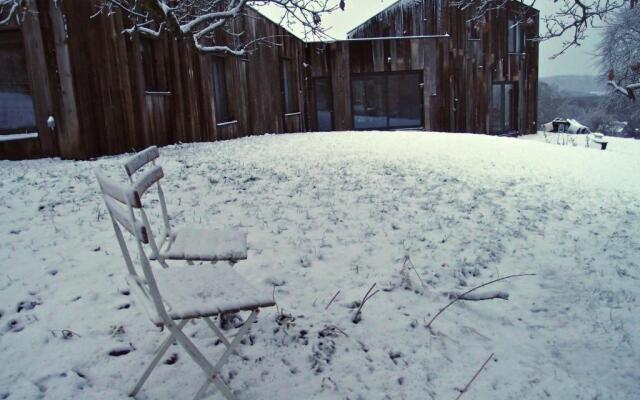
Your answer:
313;77;334;131
490;81;518;133
507;14;524;53
0;28;37;135
350;70;424;131
280;58;299;114
211;56;233;124
140;36;169;93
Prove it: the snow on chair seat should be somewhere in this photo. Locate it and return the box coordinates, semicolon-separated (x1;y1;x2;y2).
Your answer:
142;264;274;326
124;146;248;264
157;227;247;262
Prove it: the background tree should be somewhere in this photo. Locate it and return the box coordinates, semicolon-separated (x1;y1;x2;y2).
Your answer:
452;0;628;55
599;5;640;100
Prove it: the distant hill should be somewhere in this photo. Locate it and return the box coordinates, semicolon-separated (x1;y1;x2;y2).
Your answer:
540;75;608;96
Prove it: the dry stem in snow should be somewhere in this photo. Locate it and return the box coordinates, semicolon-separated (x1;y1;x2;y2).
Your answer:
425;273;535;329
352;283;379;324
455;352;495;400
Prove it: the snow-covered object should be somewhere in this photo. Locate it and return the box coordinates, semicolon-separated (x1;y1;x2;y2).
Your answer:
543;118;591;134
132;165;164;197
160;226;247;261
145;264;273;325
566;118;591;134
124;146;159;176
1;132;639;399
587;131;609;150
0;132;38;142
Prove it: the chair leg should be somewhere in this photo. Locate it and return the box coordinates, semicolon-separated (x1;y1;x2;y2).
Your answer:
194;374;236;400
130;319;189;397
204;317;231;348
190;311;259;400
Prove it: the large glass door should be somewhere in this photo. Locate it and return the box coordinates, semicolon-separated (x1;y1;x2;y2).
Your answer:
387;73;423;129
352;75;387;129
490;82;517;134
352;72;423;130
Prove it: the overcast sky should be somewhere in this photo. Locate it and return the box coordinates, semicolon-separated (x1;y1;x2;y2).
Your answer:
258;0;603;77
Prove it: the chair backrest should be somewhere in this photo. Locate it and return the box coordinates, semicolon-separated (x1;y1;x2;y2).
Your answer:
95;169;172;325
124;146;160;177
124;146;171;238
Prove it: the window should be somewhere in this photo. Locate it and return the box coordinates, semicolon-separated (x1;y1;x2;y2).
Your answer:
140;37;167;92
507;15;524;53
352;75;387;130
490;82;517;133
351;72;423;130
314;78;333;131
281;58;298;114
211;57;232;123
0;30;36;135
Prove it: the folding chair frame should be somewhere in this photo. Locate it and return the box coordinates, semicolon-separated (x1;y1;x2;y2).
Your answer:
123;146;243;266
96;171;260;400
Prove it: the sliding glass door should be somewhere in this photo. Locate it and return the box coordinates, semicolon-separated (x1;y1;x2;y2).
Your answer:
490;82;517;134
351;71;423;130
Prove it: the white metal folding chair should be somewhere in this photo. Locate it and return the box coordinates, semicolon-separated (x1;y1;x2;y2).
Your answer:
123;146;248;264
95;170;275;399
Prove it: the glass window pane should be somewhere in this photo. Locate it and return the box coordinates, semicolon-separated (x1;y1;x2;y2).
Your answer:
0;30;36;134
352;75;387;130
504;83;513;130
490;84;504;133
508;16;523;53
212;58;231;123
282;59;298;114
387;73;422;128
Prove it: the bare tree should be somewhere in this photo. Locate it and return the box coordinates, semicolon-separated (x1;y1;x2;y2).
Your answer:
0;0;22;25
453;0;628;57
600;5;640;100
98;0;345;55
0;0;634;56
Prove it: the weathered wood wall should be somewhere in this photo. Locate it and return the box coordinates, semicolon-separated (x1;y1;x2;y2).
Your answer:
348;0;539;135
1;1;306;160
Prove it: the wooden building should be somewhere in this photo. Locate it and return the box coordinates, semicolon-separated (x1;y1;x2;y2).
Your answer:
0;0;539;160
307;0;539;135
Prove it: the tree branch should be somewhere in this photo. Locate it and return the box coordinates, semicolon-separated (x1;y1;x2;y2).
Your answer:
0;0;21;25
425;273;536;329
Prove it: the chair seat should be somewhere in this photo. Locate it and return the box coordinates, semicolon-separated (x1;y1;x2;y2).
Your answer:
140;264;275;326
159;226;248;261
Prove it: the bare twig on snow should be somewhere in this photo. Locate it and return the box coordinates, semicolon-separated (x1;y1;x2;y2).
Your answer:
425;273;535;329
454;352;495;400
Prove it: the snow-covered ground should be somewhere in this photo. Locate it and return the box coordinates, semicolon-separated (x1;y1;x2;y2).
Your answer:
1;131;639;399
